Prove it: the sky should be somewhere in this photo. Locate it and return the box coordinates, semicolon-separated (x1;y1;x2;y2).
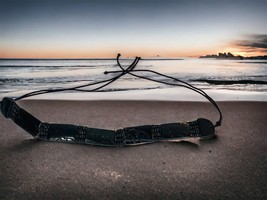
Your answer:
0;0;266;58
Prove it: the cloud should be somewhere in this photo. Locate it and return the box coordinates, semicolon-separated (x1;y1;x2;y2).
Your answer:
234;34;267;50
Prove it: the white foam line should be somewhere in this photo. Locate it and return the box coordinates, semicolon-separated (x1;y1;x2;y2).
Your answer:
23;88;267;102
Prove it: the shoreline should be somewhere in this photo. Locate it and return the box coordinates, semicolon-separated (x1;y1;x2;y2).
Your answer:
2;88;266;102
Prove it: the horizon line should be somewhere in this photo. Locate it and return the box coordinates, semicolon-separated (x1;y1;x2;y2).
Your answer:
0;57;186;60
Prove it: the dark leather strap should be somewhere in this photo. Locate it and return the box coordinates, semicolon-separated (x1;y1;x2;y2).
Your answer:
1;97;41;137
1;97;215;146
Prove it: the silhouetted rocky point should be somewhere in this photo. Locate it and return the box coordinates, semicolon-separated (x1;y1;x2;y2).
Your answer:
199;52;267;60
199;52;243;59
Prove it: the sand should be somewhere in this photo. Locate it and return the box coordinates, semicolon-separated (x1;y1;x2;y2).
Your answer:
0;100;266;199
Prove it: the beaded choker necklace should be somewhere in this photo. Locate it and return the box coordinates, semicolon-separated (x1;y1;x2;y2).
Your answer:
0;54;222;146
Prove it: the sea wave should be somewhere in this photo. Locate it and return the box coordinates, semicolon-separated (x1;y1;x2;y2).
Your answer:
0;64;113;68
192;79;267;85
239;62;267;64
0;77;97;85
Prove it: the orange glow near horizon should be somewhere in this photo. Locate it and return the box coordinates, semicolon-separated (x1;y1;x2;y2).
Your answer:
0;46;220;59
0;45;265;59
220;47;267;57
0;48;119;59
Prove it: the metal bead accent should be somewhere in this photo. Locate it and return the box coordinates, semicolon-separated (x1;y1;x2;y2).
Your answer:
9;103;20;120
37;123;49;140
114;129;126;146
188;121;200;137
151;125;163;140
76;126;87;143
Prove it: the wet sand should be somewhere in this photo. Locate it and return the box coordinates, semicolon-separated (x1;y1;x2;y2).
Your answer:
0;100;266;199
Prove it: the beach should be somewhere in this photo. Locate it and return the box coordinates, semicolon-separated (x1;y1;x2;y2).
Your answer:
0;100;266;199
1;0;267;199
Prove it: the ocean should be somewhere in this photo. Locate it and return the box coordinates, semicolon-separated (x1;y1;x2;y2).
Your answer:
0;58;267;101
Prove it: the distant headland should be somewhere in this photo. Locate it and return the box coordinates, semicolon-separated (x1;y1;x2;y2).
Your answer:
199;52;267;60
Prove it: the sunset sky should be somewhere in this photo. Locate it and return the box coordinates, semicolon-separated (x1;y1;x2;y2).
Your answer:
0;0;266;58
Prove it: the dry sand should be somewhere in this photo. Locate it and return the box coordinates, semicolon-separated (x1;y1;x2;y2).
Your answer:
0;100;266;199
